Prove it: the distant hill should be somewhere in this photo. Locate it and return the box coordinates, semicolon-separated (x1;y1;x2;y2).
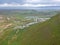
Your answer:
20;14;60;45
0;6;60;10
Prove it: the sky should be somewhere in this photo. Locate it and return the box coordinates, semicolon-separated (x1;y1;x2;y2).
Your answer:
0;0;60;7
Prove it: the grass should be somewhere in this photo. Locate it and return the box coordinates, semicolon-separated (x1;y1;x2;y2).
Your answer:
19;14;60;45
0;13;60;45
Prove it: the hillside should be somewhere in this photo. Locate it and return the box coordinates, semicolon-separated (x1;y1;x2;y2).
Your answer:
0;14;60;45
19;14;60;45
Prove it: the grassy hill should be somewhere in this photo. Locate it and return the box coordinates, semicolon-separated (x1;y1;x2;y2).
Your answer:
0;14;60;45
19;14;60;45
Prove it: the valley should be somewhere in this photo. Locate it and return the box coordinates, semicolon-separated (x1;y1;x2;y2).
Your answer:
0;9;60;45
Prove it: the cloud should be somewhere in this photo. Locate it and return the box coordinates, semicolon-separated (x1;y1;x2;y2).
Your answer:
25;0;41;3
0;3;58;7
0;0;60;5
24;0;60;4
53;0;60;2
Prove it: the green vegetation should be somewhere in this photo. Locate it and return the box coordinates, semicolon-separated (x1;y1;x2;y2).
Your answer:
0;10;57;18
19;14;60;45
0;10;60;45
